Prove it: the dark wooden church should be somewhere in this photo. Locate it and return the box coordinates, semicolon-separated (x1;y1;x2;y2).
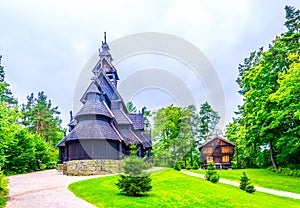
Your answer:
57;33;152;164
198;136;235;169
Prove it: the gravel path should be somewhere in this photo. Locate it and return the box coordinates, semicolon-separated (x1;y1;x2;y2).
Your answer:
181;171;300;200
6;170;110;208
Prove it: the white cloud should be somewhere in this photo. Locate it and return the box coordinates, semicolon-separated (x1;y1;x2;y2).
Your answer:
1;0;299;127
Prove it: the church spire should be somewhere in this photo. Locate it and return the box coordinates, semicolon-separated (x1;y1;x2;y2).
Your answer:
99;32;112;61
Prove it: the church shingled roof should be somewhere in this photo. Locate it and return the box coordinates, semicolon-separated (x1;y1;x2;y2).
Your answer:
64;120;121;141
129;114;144;130
111;109;132;125
76;100;113;119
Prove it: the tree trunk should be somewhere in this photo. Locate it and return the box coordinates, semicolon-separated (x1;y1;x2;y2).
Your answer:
269;141;278;169
190;149;193;166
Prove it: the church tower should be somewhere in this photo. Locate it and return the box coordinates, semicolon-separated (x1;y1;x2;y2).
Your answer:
57;33;152;175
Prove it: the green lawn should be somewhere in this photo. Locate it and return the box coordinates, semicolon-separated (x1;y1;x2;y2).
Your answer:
189;169;300;194
69;169;300;208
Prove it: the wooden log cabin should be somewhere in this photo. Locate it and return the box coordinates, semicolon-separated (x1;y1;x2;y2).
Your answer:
198;136;236;169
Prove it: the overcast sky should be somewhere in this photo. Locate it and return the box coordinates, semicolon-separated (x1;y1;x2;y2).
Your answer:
1;0;299;129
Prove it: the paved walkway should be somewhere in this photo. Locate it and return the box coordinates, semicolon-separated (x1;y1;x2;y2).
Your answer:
6;167;164;208
181;171;300;200
6;170;107;208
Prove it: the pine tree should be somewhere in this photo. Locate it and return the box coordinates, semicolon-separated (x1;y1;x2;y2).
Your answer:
21;91;62;145
240;172;255;193
205;162;219;183
198;102;220;143
0;55;17;105
116;155;152;196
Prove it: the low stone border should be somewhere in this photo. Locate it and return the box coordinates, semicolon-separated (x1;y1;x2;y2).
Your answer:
61;159;122;176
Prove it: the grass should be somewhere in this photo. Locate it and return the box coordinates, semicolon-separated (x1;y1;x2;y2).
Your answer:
189;169;300;194
69;169;300;208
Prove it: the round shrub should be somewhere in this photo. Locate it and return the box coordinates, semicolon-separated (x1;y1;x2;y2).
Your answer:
173;163;181;171
210;174;220;183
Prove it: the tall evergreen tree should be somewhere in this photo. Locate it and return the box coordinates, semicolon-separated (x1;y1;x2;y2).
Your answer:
198;102;220;142
126;101;137;113
0;56;17;105
22;91;62;145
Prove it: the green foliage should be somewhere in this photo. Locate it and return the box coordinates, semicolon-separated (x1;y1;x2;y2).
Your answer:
192;162;200;170
3;128;36;174
205;162;219;183
226;6;300;169
173;163;181;171
116;155;152;196
126;101;137;113
0;56;17;105
126;102;152;132
2;128;55;175
240;172;256;194
239;172;250;190
198;102;220;142
21;91;63;145
116;174;152;196
153;104;199;167
0;168;8;208
272;167;300;177
0;57;59;176
0;169;8;196
46;161;58;169
70;169;300;208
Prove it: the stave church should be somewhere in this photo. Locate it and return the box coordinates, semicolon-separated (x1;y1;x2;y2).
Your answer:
57;33;152;175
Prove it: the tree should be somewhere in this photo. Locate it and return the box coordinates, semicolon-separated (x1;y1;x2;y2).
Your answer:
226;6;300;169
205;162;219;183
126;102;152;131
0;56;17;105
240;172;255;194
179;105;199;167
198;102;220;142
22;91;62;145
116;155;152;196
268;53;300;166
141;106;151;132
126;101;137;113
153;105;181;166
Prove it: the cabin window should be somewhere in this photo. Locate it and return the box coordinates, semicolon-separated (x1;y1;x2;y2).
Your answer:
206;156;213;163
222;146;231;153
203;147;213;154
222;155;229;163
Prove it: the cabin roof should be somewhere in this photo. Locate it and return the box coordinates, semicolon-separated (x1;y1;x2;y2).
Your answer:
198;136;236;150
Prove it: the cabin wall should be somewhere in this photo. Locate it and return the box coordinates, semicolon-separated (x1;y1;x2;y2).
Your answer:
200;139;235;169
